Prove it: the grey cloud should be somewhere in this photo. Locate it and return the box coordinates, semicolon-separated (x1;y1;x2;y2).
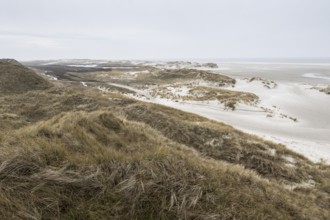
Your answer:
0;0;329;60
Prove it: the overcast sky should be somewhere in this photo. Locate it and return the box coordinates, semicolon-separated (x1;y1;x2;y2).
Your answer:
1;0;330;60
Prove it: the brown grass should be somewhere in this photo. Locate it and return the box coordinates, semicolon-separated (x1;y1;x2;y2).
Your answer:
0;108;329;219
186;86;258;109
0;59;51;94
121;103;322;183
136;68;236;86
150;85;258;110
320;86;330;95
0;66;329;219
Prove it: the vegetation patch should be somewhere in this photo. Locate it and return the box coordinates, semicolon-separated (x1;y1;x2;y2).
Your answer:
0;108;329;219
248;77;278;89
188;86;259;109
0;59;51;94
0;61;329;219
151;85;259;110
136;68;236;86
320;86;330;95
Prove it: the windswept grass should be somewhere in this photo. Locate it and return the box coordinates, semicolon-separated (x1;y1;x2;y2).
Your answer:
0;110;329;219
0;59;51;94
150;85;258;110
122;103;325;184
136;68;236;86
0;61;329;219
186;86;258;109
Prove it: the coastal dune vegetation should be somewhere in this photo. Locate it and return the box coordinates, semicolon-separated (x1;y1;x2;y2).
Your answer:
0;60;329;219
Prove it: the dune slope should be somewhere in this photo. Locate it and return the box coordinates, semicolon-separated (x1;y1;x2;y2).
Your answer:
0;59;51;94
0;62;329;219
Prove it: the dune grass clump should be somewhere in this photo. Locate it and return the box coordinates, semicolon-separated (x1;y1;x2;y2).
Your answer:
136;68;236;86
186;86;259;110
320;86;330;95
149;85;258;110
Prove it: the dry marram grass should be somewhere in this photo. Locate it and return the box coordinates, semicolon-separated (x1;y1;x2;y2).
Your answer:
0;61;329;219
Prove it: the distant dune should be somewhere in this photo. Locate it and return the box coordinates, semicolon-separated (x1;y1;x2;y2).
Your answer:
0;59;51;94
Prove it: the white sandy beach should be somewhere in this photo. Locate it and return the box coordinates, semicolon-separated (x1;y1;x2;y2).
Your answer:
105;61;330;163
154;80;330;164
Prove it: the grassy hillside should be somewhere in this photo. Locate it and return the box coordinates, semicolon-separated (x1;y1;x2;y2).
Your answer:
0;62;329;219
0;59;51;94
136;69;236;86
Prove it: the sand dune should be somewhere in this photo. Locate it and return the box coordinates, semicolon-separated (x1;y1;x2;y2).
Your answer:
110;63;330;163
